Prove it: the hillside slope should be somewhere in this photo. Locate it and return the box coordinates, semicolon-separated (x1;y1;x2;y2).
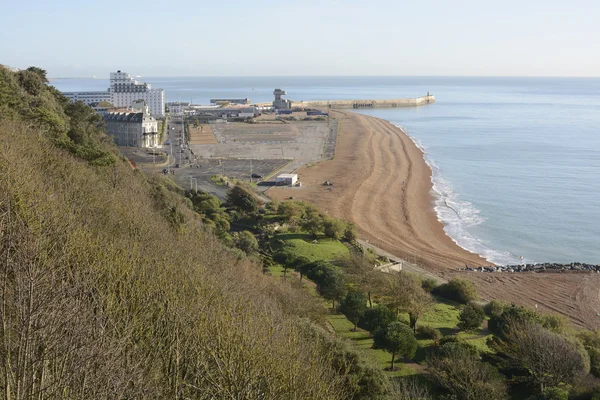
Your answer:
0;67;351;399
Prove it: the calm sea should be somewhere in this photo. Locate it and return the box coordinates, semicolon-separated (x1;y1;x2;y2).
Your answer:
51;76;600;265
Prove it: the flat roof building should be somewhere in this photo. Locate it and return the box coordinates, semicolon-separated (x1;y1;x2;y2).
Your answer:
275;173;298;186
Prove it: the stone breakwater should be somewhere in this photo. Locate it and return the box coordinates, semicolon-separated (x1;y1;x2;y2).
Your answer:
460;262;600;274
291;95;435;110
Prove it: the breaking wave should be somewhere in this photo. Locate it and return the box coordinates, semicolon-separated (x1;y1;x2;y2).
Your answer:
398;125;525;266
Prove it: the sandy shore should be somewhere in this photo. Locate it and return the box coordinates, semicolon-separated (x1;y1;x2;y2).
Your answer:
268;110;488;272
267;110;600;329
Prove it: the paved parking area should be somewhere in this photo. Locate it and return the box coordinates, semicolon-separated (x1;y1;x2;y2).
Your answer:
190;121;331;173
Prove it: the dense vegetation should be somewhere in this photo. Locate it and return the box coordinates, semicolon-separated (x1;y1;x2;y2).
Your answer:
0;66;359;399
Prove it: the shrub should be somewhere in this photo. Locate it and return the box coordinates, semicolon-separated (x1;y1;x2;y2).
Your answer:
484;299;506;317
488;304;542;339
421;278;439;293
232;230;259;255
323;217;346;240
427;342;507;399
226;185;258;212
417;326;442;342
359;305;397;333
458;303;486;332
434;278;478;304
343;222;357;242
542;313;572;335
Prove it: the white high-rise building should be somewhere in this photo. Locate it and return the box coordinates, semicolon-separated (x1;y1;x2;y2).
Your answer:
108;71;165;117
62;71;165;117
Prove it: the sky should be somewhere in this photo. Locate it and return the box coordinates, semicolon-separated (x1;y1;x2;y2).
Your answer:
1;0;599;77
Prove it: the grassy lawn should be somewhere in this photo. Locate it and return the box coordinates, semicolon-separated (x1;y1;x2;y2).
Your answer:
327;315;418;377
270;233;349;262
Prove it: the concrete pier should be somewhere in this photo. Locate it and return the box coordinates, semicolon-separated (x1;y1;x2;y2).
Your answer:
255;95;435;110
292;95;435;110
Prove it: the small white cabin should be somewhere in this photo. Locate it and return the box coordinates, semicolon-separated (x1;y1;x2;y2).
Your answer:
275;173;298;186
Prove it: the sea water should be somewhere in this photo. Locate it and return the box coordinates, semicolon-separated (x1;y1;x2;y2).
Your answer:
51;76;600;264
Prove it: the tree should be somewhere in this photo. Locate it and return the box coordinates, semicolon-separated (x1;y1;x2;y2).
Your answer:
301;209;324;237
317;268;347;308
226;185;258;213
458;303;486;332
277;201;304;222
500;321;589;393
233;230;259;255
323;217;346;240
292;256;312;281
339;291;367;331
426;342;507;400
373;322;418;370
26;66;49;83
273;250;297;278
344;253;386;308
387;272;435;333
305;260;333;283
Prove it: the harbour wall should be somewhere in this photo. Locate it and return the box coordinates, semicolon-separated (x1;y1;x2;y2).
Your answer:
292;95;435;110
254;95;435;110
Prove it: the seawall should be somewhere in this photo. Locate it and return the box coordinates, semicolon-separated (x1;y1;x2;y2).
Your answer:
292;95;435;109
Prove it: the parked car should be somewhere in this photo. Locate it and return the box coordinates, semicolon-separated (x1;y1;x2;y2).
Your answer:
174;164;180;168
165;140;171;145
251;173;263;179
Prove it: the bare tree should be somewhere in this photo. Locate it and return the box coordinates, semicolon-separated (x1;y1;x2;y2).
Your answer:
386;272;435;333
343;254;386;308
427;343;507;400
502;320;589;392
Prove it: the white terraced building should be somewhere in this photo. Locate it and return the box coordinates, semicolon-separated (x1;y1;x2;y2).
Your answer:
103;100;159;148
62;70;165;117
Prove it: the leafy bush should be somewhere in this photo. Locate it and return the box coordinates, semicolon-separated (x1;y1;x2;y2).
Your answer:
484;299;506;317
421;278;439;293
458;303;486;332
433;278;478;304
488;304;542;339
417;326;442;342
427;342;507;399
343;222;357;241
323;217;346;240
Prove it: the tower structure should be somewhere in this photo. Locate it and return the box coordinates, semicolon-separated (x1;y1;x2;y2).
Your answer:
273;88;292;110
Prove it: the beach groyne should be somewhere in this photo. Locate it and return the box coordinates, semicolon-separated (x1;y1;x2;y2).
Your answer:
291;95;435;110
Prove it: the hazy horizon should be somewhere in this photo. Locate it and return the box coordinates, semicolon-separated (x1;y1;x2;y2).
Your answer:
3;0;599;78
